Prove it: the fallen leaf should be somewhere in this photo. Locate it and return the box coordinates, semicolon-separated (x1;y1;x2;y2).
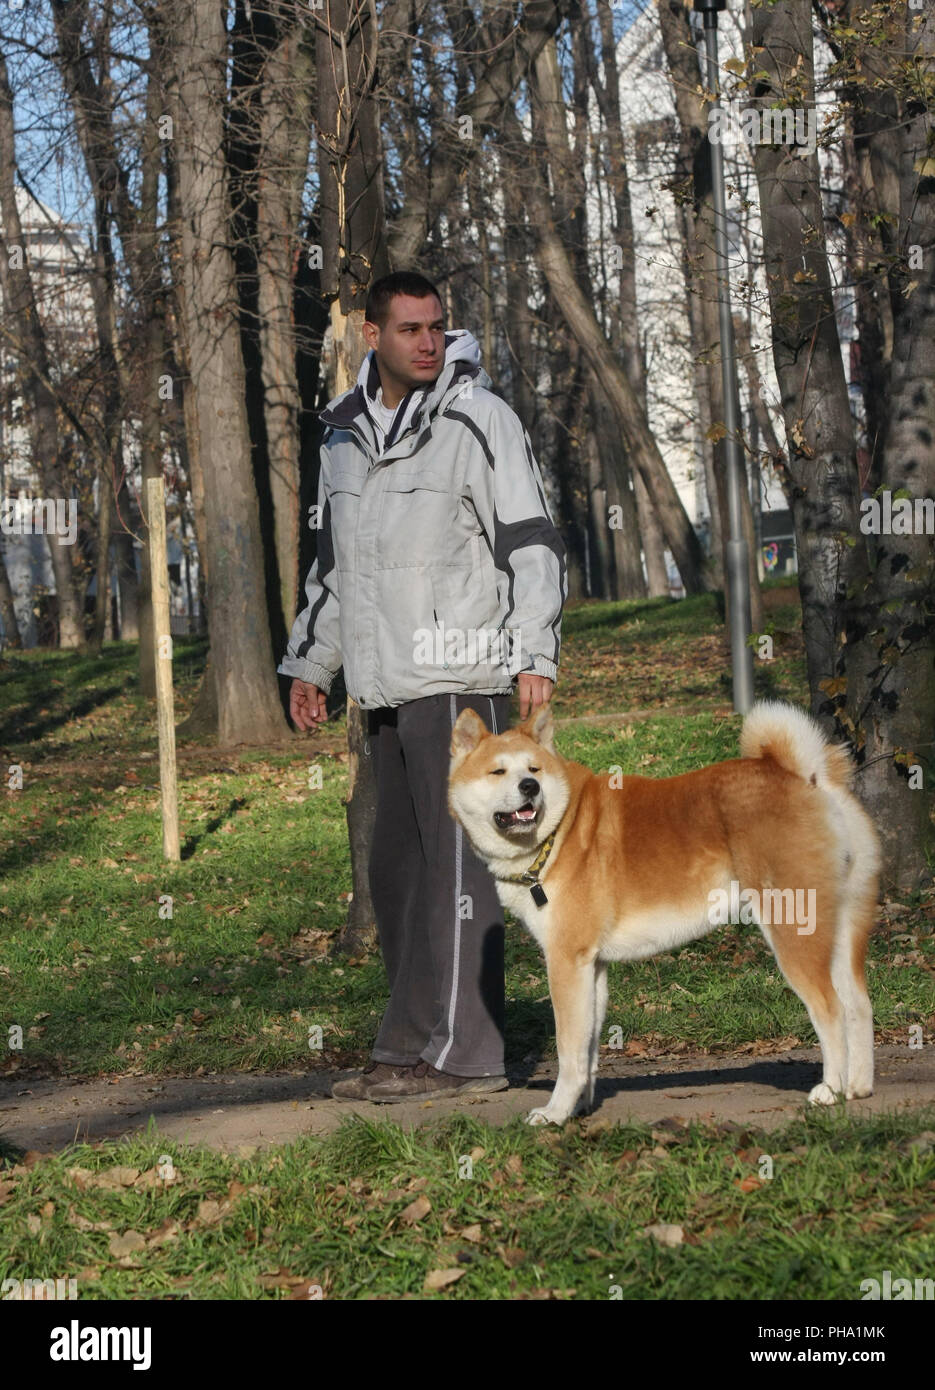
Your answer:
459;1224;483;1244
195;1199;226;1226
90;1166;140;1190
398;1194;431;1226
424;1267;466;1291
643;1223;684;1247
146;1218;179;1248
497;1245;526;1268
67;1207;113;1233
615;1150;640;1168
108;1230;146;1258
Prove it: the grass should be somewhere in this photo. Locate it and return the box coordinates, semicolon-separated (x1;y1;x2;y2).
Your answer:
1;577;933;1299
0;578;932;1081
1;1106;934;1299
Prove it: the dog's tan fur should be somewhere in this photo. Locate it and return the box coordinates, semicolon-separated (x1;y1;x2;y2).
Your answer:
448;701;880;1124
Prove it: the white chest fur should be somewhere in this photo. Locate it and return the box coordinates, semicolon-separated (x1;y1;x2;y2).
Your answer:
492;879;555;950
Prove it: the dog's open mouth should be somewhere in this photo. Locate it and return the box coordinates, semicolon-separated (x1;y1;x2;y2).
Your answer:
494;802;538;829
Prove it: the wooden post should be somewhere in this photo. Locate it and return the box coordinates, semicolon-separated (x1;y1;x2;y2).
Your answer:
147;477;180;862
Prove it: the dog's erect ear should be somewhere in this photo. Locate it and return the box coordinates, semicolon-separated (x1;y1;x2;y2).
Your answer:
523;701;555;753
450;707;489;767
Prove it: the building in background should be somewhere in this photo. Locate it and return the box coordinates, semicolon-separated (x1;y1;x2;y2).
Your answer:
0;186;199;648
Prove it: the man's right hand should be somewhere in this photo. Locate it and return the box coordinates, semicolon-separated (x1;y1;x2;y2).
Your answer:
290;679;328;732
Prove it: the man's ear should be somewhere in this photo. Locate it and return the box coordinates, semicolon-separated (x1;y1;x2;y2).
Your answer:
522;701;555;753
450;707;489;768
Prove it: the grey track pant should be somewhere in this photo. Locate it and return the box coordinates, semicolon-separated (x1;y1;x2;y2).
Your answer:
366;691;512;1077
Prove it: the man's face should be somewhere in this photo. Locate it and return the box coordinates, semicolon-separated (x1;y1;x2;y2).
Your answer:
363;293;446;403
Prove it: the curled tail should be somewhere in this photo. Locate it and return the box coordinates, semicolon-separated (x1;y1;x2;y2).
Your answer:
740;700;853;789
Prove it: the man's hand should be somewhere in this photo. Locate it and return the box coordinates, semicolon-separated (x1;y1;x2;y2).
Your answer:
290;679;328;732
517;672;554;719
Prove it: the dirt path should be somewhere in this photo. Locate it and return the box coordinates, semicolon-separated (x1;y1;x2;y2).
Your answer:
2;1045;933;1154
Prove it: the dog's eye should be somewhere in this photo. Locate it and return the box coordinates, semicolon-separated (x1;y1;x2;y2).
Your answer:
528;766;540;773
489;768;506;776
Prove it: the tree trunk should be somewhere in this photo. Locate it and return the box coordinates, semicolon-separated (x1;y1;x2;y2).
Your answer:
506;101;712;593
589;373;646;599
255;10;314;633
0;544;21;649
165;126;217;737
589;0;661;597
316;0;389;956
841;1;935;892
658;0;761;625
169;0;287;745
746;0;866;729
111;505;139;640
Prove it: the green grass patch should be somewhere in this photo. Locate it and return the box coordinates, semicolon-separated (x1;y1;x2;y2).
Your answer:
1;589;932;1080
1;1105;934;1299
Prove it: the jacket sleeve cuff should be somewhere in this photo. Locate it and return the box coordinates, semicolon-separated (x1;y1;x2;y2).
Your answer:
277;658;339;693
512;654;557;683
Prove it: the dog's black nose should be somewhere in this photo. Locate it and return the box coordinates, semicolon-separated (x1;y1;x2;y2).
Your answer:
519;777;540;798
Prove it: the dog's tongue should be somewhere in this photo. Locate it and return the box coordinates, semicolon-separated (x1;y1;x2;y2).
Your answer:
515;806;536;821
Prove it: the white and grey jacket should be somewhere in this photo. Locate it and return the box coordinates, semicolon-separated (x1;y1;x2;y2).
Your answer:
278;330;566;710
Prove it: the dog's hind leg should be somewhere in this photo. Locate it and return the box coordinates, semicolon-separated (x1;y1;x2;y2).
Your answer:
832;866;877;1099
585;961;609;1112
762;923;848;1105
527;948;597;1125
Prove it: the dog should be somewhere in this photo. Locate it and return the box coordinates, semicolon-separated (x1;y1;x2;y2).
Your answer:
448;700;880;1125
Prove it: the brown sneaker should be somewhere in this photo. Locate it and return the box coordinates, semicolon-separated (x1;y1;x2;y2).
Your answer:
331;1060;413;1100
367;1060;508;1103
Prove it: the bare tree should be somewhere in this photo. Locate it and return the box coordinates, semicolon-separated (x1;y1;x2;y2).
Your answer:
167;0;287;744
745;0;866;723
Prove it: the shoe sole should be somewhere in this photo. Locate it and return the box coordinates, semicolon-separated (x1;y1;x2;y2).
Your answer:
368;1076;509;1104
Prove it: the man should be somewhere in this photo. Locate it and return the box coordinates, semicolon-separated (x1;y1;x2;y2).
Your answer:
278;271;566;1102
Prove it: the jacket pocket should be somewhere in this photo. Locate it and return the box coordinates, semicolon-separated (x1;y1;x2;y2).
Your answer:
429;568;509;678
378;472;458;568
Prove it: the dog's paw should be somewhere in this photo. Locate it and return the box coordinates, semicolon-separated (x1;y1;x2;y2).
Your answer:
808;1082;842;1106
845;1085;873;1100
525;1107;563;1126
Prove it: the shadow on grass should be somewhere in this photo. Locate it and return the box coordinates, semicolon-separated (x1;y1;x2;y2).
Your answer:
180;798;248;860
0;683;130;749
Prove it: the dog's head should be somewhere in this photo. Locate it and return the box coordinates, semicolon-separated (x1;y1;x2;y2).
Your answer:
448;703;570;863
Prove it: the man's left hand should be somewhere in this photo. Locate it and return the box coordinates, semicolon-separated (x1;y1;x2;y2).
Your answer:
517;672;554;719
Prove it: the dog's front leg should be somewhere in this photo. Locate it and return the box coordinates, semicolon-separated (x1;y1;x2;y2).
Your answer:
527;949;598;1125
586;961;609;1112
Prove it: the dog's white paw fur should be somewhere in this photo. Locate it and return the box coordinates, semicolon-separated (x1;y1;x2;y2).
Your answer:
845;1085;873;1100
525;1107;564;1126
808;1082;841;1106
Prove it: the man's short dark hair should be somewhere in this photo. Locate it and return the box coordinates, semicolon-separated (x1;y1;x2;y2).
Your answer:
365;272;443;328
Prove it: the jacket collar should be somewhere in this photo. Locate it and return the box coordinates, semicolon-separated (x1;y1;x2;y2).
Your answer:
319;333;491;462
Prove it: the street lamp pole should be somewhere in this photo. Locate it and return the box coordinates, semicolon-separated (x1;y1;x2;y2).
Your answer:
694;0;754;714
